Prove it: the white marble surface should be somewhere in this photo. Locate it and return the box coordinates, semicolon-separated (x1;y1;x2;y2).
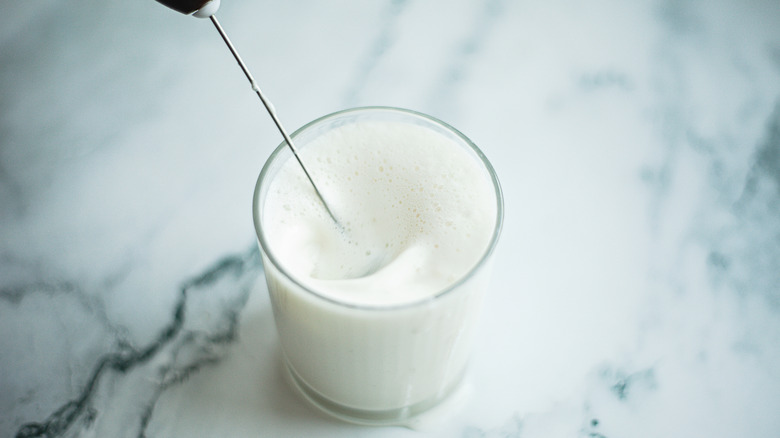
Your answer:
2;0;780;437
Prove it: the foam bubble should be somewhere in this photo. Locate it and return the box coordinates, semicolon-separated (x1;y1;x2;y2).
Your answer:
263;120;496;305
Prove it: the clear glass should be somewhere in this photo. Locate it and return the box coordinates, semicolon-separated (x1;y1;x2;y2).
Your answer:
252;107;504;426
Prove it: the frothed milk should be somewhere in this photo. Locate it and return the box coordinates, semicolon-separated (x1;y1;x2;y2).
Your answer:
253;107;502;425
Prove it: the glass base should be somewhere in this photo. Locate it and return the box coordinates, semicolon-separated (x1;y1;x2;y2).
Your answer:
283;361;467;427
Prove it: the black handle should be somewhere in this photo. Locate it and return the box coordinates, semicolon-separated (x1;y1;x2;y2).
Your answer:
156;0;211;14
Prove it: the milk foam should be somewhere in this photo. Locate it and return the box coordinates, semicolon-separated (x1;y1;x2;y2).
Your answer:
263;120;497;306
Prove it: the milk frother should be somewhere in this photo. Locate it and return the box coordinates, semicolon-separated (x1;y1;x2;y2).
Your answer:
156;0;339;224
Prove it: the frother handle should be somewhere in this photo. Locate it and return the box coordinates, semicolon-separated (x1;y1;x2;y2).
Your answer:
156;0;220;17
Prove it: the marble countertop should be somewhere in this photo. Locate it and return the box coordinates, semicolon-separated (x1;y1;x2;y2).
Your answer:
2;0;780;437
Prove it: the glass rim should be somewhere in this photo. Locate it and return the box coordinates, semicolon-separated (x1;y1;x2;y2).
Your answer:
252;106;504;311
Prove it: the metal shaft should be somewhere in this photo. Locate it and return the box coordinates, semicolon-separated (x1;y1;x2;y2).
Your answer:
209;15;339;224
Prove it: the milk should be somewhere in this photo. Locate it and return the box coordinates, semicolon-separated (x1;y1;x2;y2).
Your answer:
253;107;502;424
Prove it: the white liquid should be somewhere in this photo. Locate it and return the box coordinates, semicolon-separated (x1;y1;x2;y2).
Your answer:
258;114;499;420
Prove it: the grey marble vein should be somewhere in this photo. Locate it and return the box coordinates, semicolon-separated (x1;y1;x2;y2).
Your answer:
1;0;779;436
11;246;260;438
426;0;505;121
342;0;409;107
